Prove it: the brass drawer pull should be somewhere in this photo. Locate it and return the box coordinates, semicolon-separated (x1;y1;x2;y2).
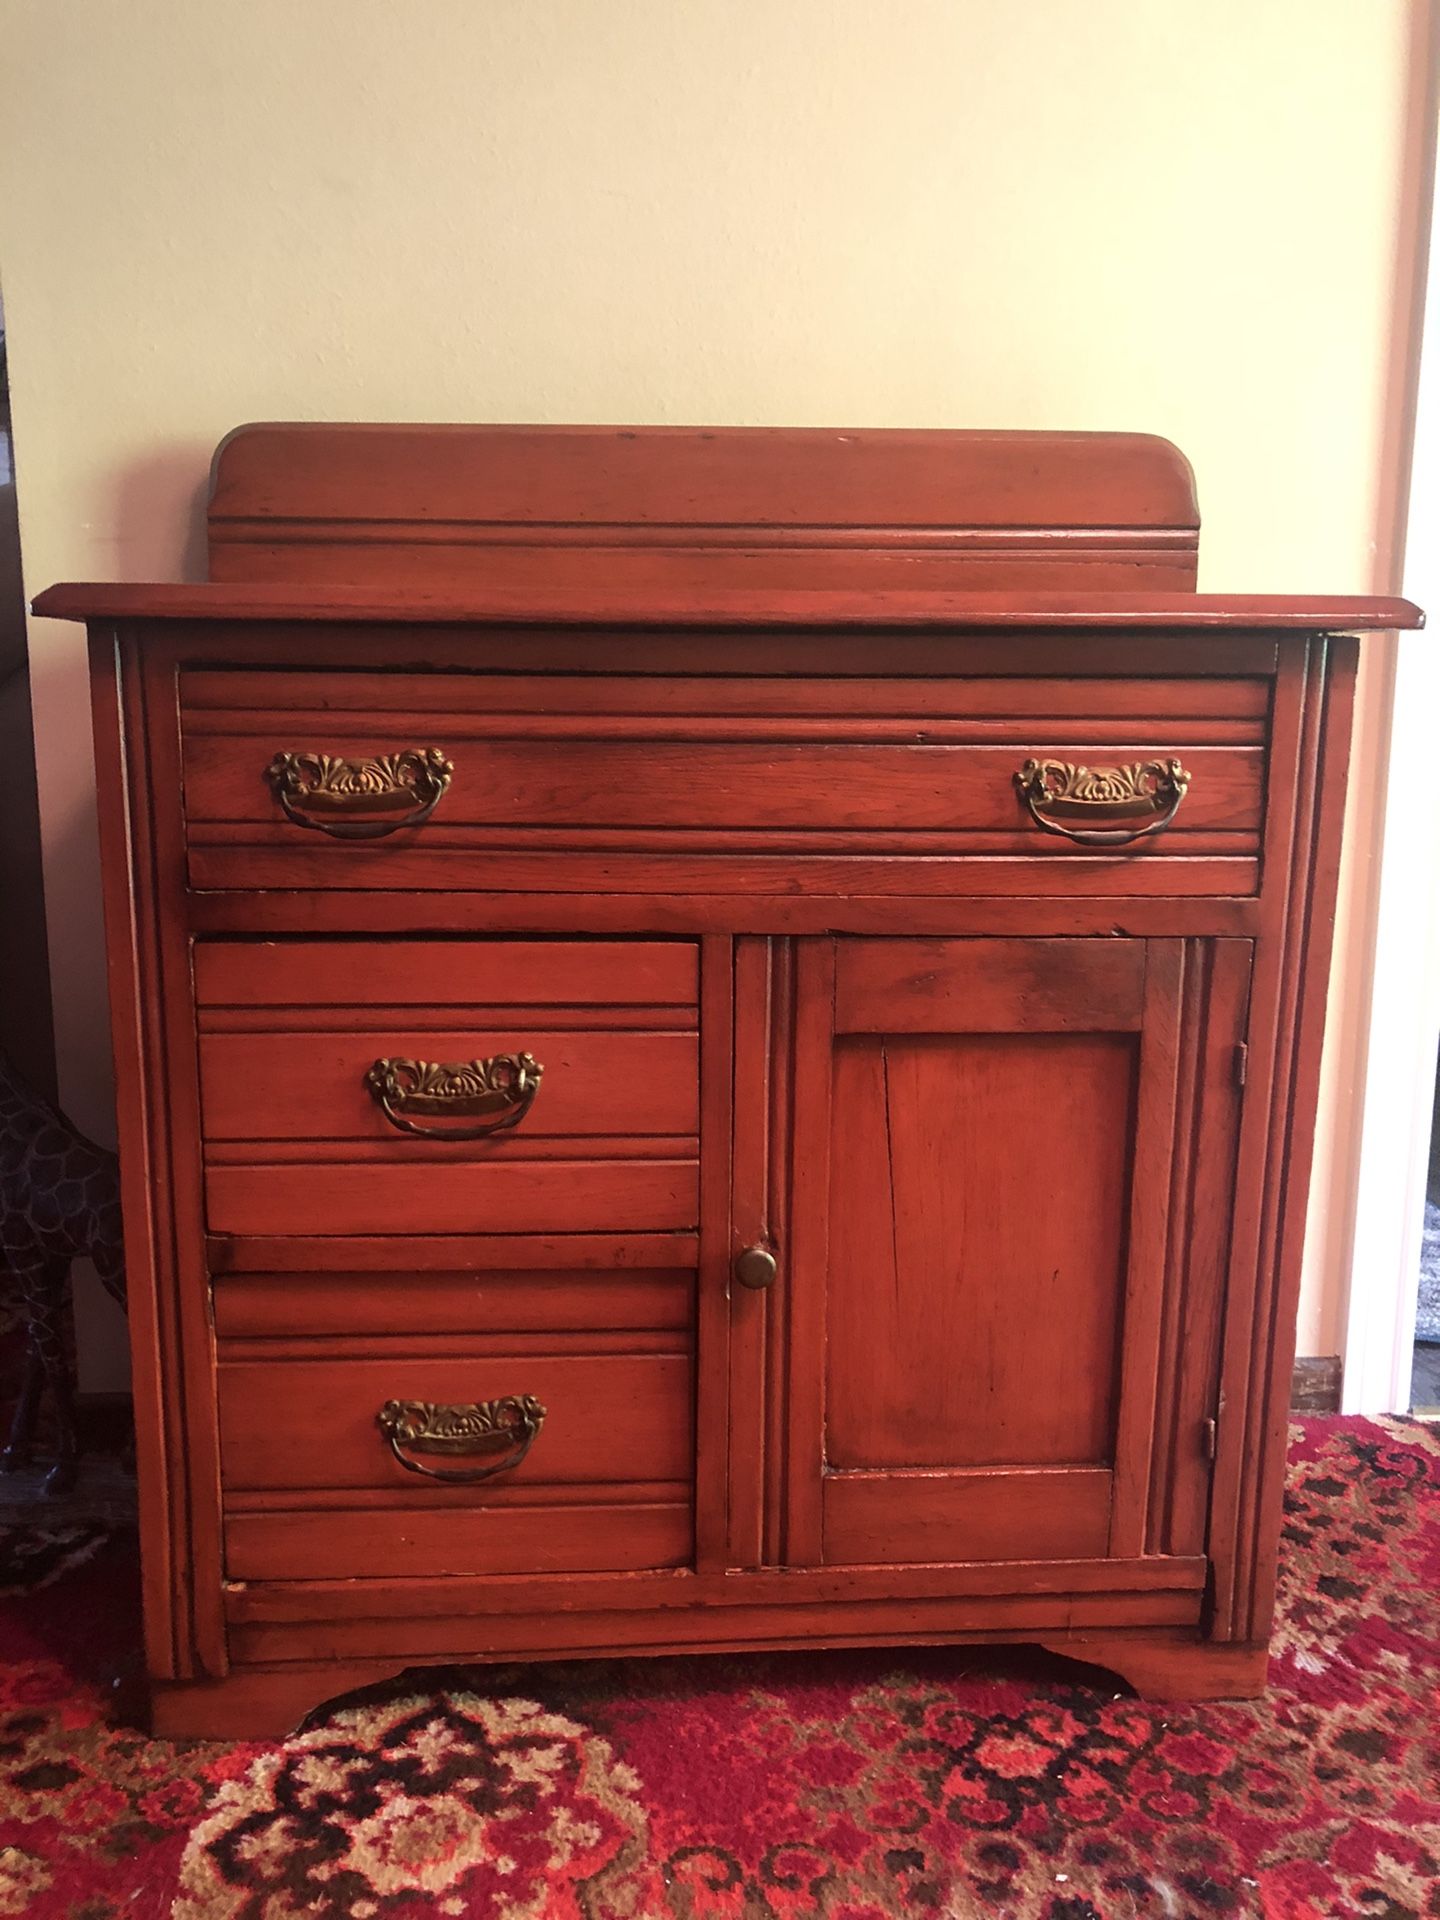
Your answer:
377;1394;545;1484
265;748;453;840
365;1053;544;1140
1014;757;1192;846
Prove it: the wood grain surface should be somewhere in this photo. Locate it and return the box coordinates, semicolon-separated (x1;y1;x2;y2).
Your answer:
47;424;1372;1732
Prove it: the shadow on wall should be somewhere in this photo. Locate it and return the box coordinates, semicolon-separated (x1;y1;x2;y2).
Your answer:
38;437;214;1144
114;440;215;583
0;341;55;1098
27;439;212;1399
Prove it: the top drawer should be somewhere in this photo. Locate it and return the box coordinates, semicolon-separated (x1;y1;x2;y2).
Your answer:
179;669;1269;898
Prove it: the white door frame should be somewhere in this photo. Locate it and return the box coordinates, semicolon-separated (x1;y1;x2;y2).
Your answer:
1342;625;1440;1414
1344;109;1440;1414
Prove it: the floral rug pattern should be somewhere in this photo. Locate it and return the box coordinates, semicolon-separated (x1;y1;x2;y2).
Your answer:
1;1417;1437;1918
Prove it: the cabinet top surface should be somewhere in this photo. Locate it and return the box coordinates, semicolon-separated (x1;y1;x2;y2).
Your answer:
30;582;1423;631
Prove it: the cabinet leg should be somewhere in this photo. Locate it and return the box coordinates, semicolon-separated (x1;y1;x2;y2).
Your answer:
1033;1634;1269;1701
149;1663;406;1741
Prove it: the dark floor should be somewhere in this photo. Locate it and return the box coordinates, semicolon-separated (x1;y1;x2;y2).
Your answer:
1414;1062;1440;1414
0;1451;135;1525
1413;1341;1440;1414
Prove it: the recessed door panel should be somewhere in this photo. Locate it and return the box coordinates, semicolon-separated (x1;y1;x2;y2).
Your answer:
827;1029;1134;1471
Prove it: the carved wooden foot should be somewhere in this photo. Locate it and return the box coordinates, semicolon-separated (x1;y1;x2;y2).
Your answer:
1034;1633;1269;1701
150;1662;410;1741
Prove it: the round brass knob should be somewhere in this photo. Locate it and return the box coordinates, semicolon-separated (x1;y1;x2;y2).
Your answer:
733;1243;778;1290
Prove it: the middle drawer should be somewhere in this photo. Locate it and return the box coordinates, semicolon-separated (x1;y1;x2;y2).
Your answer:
195;937;701;1239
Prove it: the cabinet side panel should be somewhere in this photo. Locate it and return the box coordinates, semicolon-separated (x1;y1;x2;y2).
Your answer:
140;638;228;1675
1245;637;1359;1640
89;629;182;1677
1210;635;1356;1643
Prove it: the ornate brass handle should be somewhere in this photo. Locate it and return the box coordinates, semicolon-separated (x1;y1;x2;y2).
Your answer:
377;1394;545;1484
1014;757;1192;846
365;1053;543;1140
265;749;453;840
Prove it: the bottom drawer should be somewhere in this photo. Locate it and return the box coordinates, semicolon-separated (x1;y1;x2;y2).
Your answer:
216;1273;695;1580
225;1496;692;1581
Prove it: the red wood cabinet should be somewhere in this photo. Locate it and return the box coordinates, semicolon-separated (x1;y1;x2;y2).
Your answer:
36;425;1421;1737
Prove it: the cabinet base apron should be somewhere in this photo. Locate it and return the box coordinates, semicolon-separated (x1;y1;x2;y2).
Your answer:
151;1634;1267;1742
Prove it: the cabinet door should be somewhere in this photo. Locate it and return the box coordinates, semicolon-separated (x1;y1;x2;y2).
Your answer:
779;936;1249;1571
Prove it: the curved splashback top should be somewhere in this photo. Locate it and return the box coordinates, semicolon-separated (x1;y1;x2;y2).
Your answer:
205;423;1201;594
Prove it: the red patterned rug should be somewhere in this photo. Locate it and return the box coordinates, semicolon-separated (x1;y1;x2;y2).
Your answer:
1;1416;1437;1919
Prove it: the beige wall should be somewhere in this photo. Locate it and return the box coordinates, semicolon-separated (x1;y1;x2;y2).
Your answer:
0;0;1427;1375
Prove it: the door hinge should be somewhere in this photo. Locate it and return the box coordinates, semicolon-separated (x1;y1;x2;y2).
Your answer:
1233;1042;1249;1088
1201;1415;1219;1461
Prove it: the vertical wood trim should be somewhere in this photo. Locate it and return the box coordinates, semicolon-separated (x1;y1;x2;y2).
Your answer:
762;939;796;1568
1189;941;1256;1562
1107;938;1184;1558
87;629;180;1679
1228;641;1328;1632
1148;940;1254;1558
726;936;770;1568
1205;629;1344;1635
1145;940;1206;1556
782;938;835;1566
1244;638;1359;1640
1207;636;1319;1638
136;639;228;1677
694;934;735;1574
